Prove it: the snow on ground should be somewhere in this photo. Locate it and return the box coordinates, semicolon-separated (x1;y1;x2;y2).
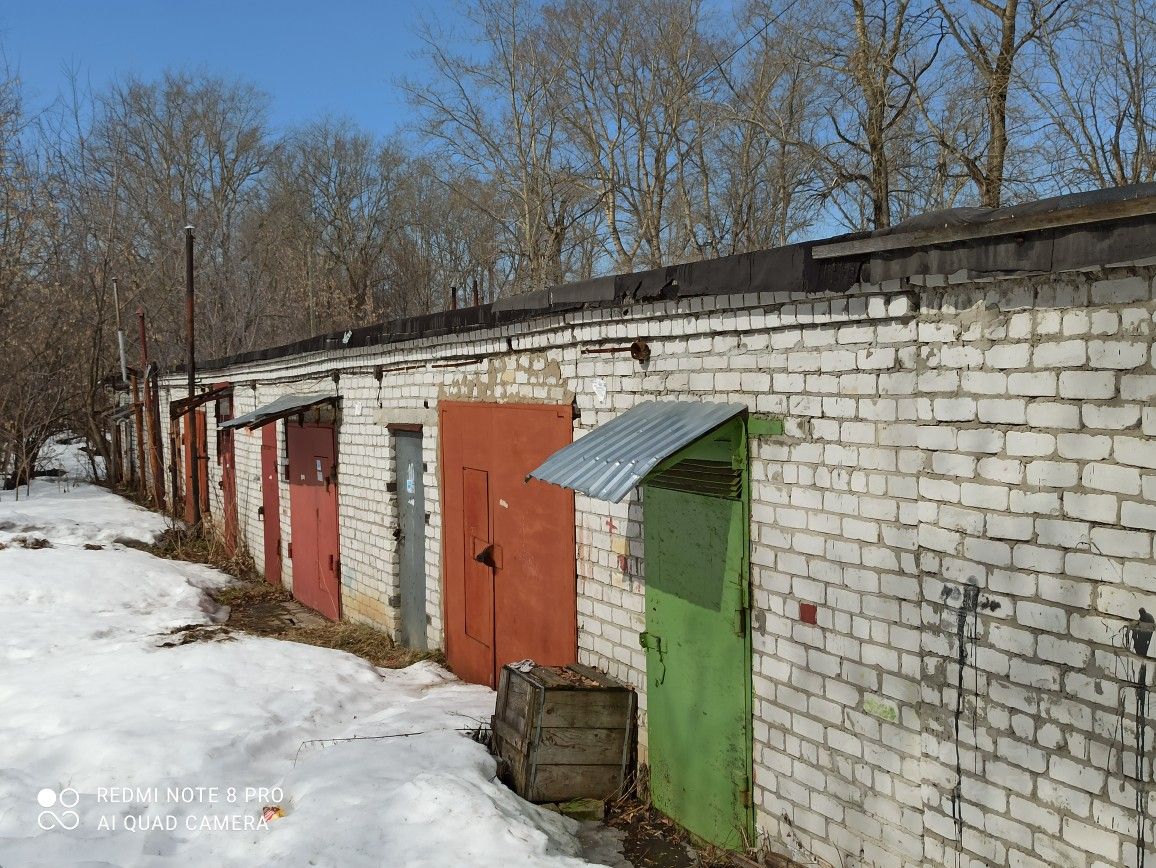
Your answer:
0;482;618;867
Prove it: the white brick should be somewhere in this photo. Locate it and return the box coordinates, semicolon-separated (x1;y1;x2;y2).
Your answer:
1058;371;1115;399
987;344;1031;368
1121;501;1156;531
932;398;976;422
1006;432;1055;457
957;429;1003;453
1088;340;1148;369
986;514;1034;540
960;482;1009;510
1121;374;1156;400
977;457;1022;483
1032;340;1086;368
1082;463;1141;495
1081;404;1142;429
1114;436;1156;469
977;399;1027;424
932;452;976;477
1026;461;1077;488
1063;492;1118;523
1025;402;1080;429
1008;372;1057;396
1057;433;1112;461
1090;527;1150;557
1014;602;1068;634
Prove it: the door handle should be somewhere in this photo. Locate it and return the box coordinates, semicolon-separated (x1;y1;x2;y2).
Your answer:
474;544;496;568
257;506;265;520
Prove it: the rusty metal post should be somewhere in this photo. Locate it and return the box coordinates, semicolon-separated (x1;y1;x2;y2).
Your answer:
148;365;166;510
139;309;165;509
130;371;146;495
185;225;201;528
471;278;480;307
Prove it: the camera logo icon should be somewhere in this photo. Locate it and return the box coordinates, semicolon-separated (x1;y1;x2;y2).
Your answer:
36;788;79;831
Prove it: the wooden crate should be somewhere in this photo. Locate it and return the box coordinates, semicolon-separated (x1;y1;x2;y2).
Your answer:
491;663;636;803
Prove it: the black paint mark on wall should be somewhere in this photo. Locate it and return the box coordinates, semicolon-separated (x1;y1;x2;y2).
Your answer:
1130;609;1154;868
938;580;999;867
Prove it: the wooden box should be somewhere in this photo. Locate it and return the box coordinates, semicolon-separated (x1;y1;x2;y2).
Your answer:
491;663;636;803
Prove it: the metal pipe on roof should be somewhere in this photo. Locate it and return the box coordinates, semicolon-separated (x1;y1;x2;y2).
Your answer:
112;277;128;385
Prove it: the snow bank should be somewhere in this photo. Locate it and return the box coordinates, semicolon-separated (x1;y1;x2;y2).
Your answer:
0;485;615;867
0;480;170;547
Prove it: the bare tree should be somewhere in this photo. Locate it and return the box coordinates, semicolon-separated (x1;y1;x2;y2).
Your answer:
805;0;944;228
545;0;723;269
927;0;1072;207
407;0;591;292
1032;0;1156;189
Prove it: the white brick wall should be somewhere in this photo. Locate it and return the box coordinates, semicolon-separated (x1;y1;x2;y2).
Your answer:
161;263;1156;867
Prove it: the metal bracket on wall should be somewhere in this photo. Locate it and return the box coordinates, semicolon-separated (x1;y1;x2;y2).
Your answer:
747;416;784;437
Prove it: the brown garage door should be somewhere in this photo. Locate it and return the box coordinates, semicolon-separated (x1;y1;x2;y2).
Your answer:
440;402;577;687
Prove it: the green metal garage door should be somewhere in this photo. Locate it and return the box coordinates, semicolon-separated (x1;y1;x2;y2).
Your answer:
641;415;754;848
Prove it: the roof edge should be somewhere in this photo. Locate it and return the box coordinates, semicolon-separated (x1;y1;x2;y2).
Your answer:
812;183;1156;260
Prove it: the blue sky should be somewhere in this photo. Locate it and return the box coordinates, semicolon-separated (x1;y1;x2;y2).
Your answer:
0;0;455;138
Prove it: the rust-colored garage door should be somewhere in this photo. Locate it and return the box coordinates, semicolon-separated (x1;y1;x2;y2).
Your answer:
286;422;341;620
181;409;210;524
440;402;577;687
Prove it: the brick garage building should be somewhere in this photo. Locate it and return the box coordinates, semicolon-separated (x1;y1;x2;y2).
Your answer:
162;184;1156;866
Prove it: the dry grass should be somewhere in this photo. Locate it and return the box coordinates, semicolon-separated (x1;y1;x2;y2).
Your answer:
279;621;444;670
142;526;262;581
605;768;802;868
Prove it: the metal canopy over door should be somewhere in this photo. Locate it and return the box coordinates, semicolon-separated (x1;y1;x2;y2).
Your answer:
259;424;283;586
441;402;577;688
641;414;754;849
286;422;341;620
393;429;427;650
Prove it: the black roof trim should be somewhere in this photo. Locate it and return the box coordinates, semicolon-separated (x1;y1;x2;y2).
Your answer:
193;183;1156;373
196;235;862;371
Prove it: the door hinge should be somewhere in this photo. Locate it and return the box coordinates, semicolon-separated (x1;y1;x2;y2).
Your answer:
735;606;747;637
639;632;666;685
287;541;293;559
735;771;752;808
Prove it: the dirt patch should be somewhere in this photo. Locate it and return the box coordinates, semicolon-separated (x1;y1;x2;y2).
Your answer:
164;572;441;670
12;536;51;549
132;528;438;670
157;624;235;647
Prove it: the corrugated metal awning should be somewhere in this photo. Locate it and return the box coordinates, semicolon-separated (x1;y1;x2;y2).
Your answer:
528;401;746;503
219;393;337;430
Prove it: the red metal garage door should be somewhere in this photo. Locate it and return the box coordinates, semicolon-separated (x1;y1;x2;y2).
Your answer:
440;402;577;687
261;424;283;586
182;409;210;524
286;422;341;620
215;394;239;557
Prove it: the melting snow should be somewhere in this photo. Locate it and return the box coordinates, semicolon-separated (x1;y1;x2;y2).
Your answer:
0;476;620;867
